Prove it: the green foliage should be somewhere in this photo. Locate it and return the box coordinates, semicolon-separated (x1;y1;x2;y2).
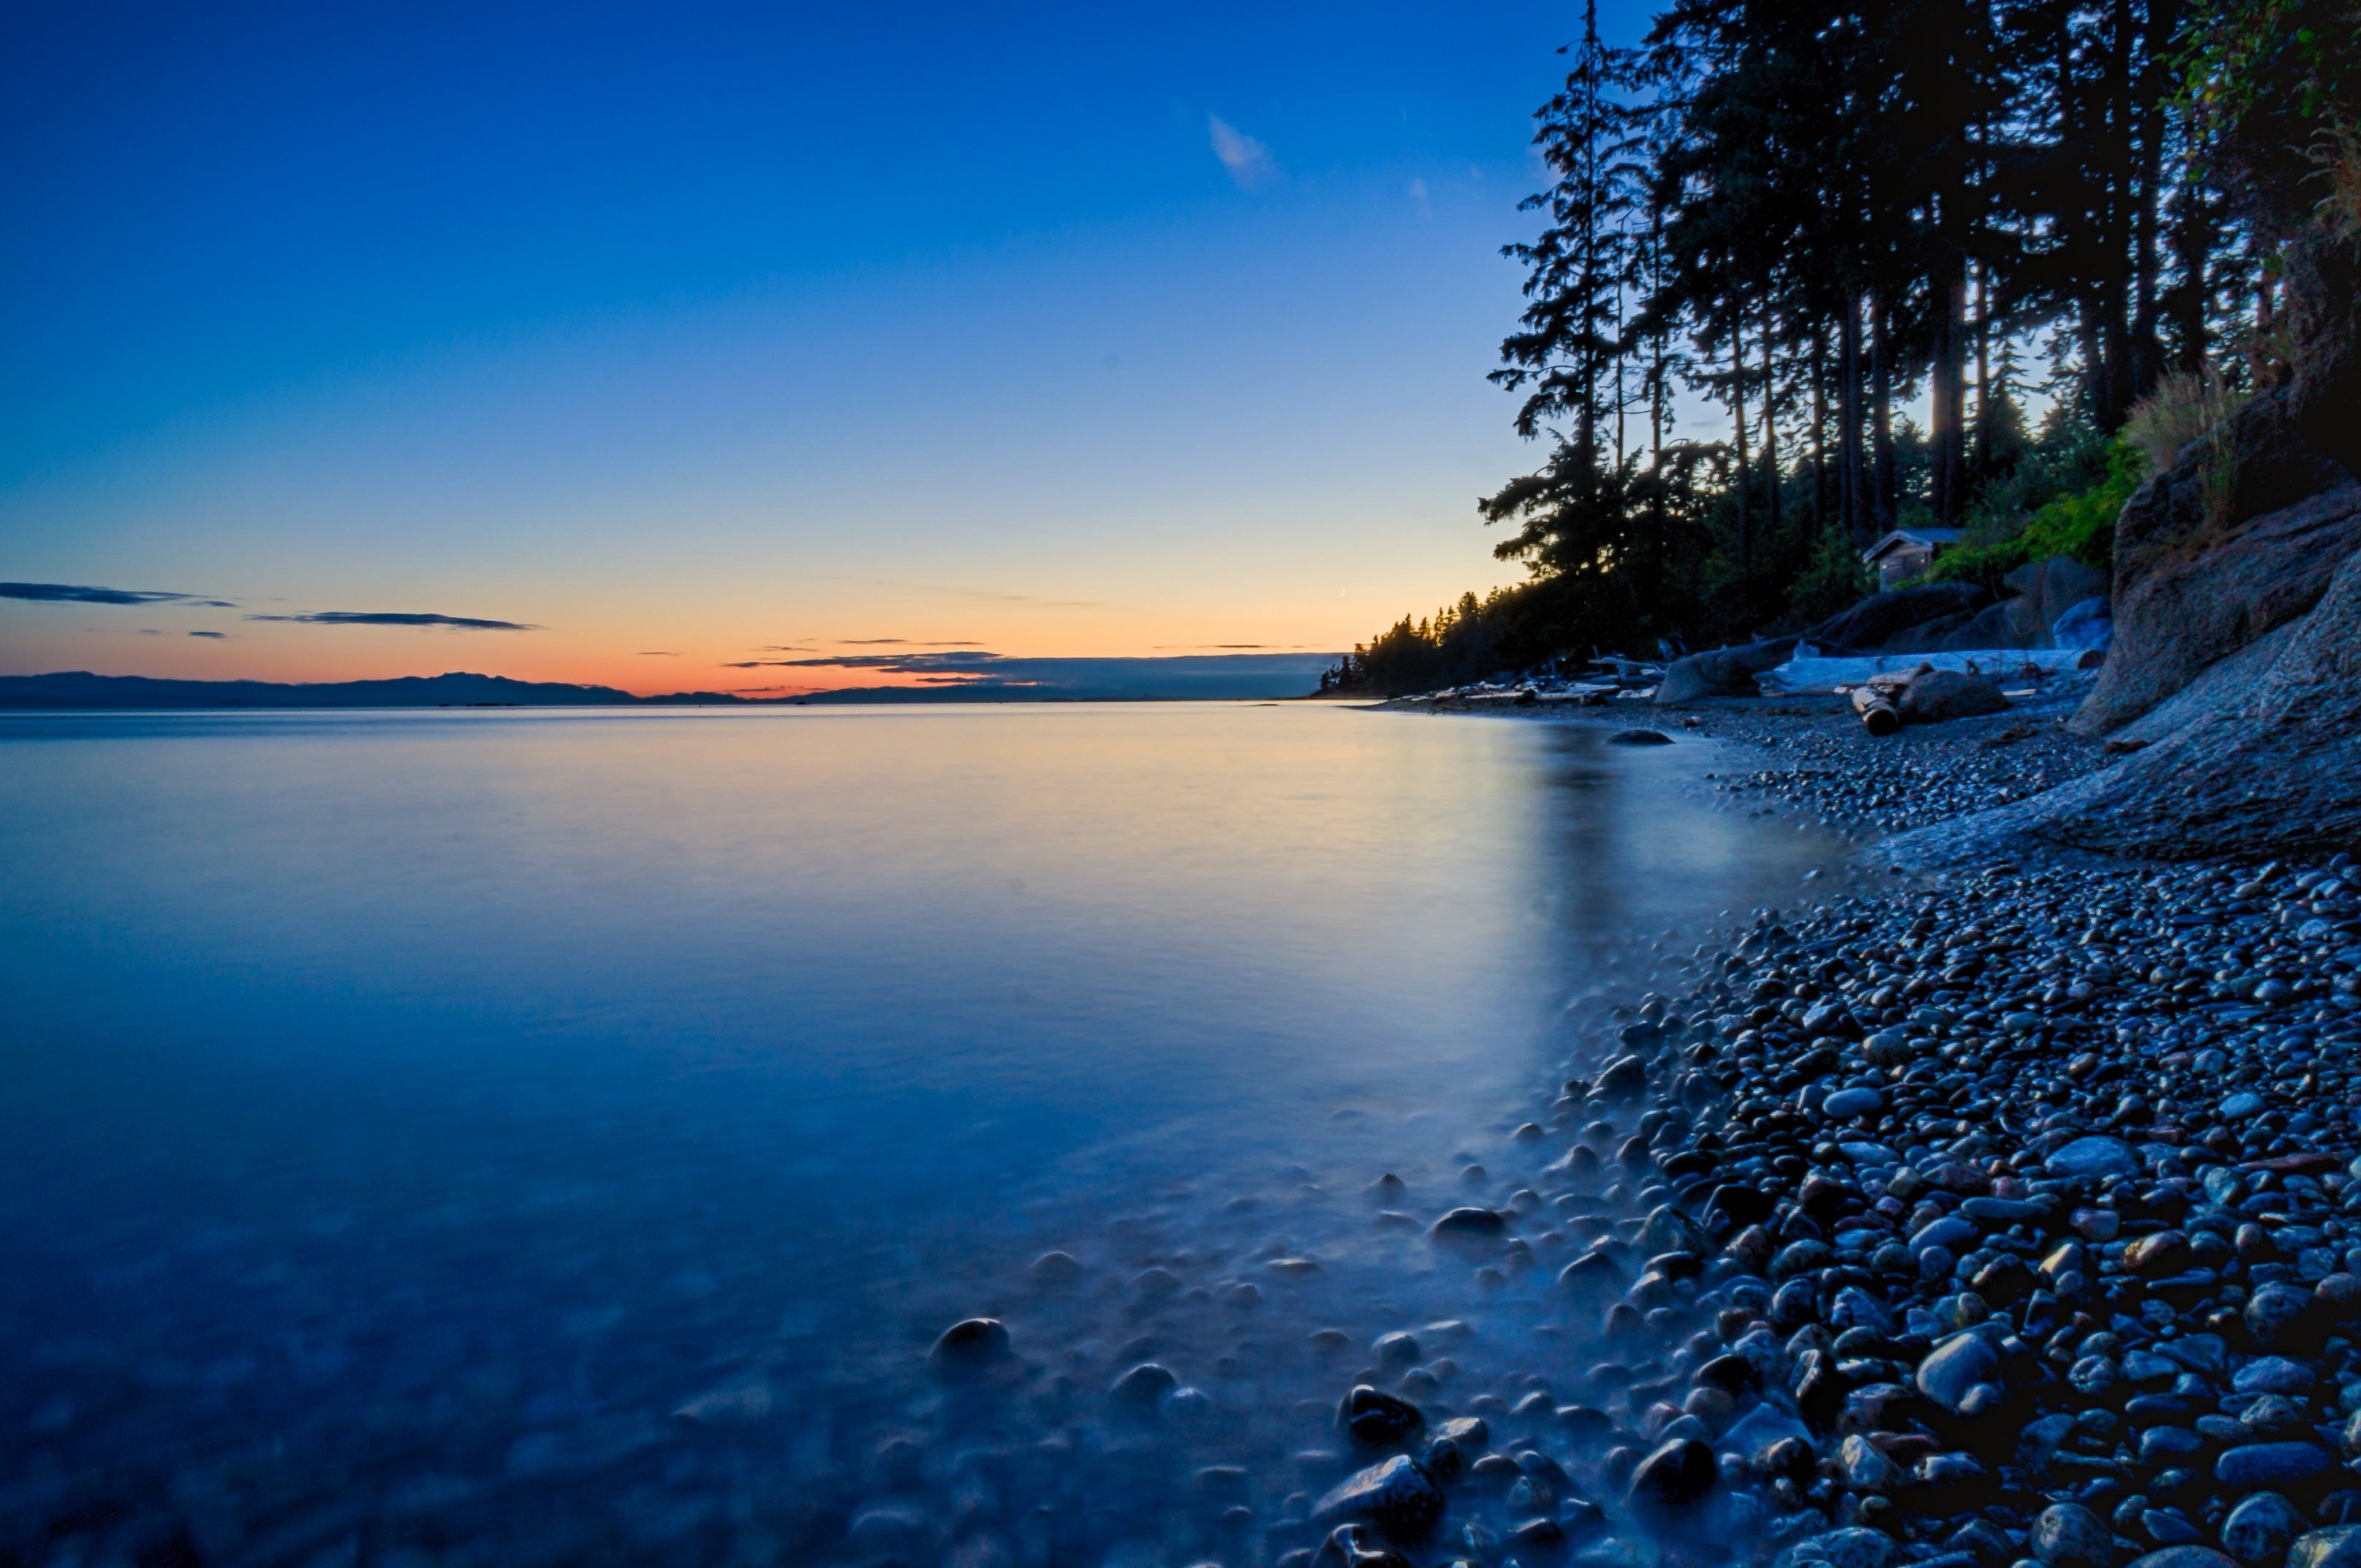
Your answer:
1928;440;2149;588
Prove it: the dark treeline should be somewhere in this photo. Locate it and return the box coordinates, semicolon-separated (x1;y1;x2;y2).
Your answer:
1327;0;2357;696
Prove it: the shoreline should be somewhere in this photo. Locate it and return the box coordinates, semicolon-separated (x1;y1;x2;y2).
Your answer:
1289;695;2361;1568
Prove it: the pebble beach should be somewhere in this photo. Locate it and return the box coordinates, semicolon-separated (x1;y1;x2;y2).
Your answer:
1261;687;2361;1568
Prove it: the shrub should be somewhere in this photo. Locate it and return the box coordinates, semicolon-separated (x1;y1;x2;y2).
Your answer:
1928;439;2150;588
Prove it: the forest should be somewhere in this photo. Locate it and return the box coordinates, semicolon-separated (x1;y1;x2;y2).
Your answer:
1325;0;2358;696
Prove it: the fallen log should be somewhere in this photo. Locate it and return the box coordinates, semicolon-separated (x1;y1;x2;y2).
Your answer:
1852;685;1902;736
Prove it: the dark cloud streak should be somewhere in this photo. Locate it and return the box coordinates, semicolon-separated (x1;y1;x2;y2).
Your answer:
245;611;540;631
2;581;235;608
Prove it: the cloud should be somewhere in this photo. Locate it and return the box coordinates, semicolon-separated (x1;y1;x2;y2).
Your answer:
2;581;235;607
245;611;540;630
765;648;1340;700
189;630;228;639
1209;116;1275;186
839;637;984;646
635;650;679;657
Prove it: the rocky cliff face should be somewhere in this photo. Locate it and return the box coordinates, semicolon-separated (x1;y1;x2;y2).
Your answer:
1901;228;2361;862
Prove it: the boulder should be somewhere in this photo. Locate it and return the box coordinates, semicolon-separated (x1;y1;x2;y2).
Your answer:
1312;1455;1445;1541
1655;636;1799;705
1812;582;1993;653
1898;669;2011;724
2076;449;2361;735
2003;556;2110;646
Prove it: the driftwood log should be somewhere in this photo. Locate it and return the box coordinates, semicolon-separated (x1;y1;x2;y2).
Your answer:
1851;685;1902;736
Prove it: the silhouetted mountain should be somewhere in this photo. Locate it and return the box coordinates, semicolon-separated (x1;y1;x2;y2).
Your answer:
0;671;741;709
0;655;1340;709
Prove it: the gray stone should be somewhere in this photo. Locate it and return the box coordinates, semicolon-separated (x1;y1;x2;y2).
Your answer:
1823;1087;1884;1119
2248;1284;2315;1347
2223;1494;2305;1566
2215;1443;2334;1489
1655;637;1802;705
1627;1437;1716;1509
1312;1455;1444;1542
2122;1551;2238;1568
2046;1135;2142;1181
1797;1528;1896;1568
2032;1503;2116;1568
2290;1528;2361;1568
2236;1358;2317;1395
1900;669;2011;724
928;1317;1011;1374
1919;1332;2002;1414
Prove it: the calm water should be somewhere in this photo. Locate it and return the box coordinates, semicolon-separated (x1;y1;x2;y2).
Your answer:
0;704;1844;1568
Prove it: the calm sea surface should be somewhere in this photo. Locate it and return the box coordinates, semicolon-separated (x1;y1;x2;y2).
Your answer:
0;704;1845;1568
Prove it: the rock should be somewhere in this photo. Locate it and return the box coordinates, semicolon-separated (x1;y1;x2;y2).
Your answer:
1610;729;1674;746
929;1318;1012;1374
2291;1530;2361;1568
1823;1087;1883;1119
1312;1455;1445;1542
1109;1362;1180;1414
2248;1283;2316;1347
1812;582;1995;654
1837;1434;1902;1490
1430;1207;1506;1241
1918;1332;2001;1414
2215;1443;2334;1489
1338;1385;1425;1448
1656;637;1802;705
2046;1135;2142;1181
2000;555;2110;645
2078;400;2361;739
1029;1251;1085;1285
2223;1494;2306;1565
2235;1358;2317;1395
2032;1503;2116;1568
1899;669;2011;725
2123;1552;2237;1568
1596;1055;1650;1099
1627;1437;1716;1509
1798;1527;1897;1568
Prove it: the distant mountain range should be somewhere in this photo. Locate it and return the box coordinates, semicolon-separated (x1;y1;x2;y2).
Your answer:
0;656;1337;709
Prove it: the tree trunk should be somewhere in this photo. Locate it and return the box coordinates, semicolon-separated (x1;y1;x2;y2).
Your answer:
1732;317;1752;576
1812;324;1829;537
1930;208;1968;529
1841;292;1867;544
1973;256;1991;482
1871;293;1896;531
1761;296;1781;546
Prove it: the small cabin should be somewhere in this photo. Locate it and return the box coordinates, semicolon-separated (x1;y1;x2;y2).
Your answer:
1862;528;1966;590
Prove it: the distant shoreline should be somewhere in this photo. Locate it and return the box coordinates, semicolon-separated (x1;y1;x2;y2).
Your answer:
0;660;1341;711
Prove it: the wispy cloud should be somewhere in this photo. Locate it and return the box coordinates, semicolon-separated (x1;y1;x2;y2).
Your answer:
839;637;985;646
748;648;1336;700
189;630;228;639
245;611;540;631
1209;116;1275;187
2;580;235;608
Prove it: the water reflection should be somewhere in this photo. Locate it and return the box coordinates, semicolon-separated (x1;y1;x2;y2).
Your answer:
0;706;1845;1566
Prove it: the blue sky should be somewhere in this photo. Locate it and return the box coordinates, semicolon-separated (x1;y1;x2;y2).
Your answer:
0;0;1661;692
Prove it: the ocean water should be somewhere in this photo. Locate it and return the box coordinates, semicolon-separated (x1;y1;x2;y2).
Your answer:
0;704;1845;1567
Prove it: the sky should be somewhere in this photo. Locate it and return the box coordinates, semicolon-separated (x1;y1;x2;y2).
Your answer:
0;0;1660;695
